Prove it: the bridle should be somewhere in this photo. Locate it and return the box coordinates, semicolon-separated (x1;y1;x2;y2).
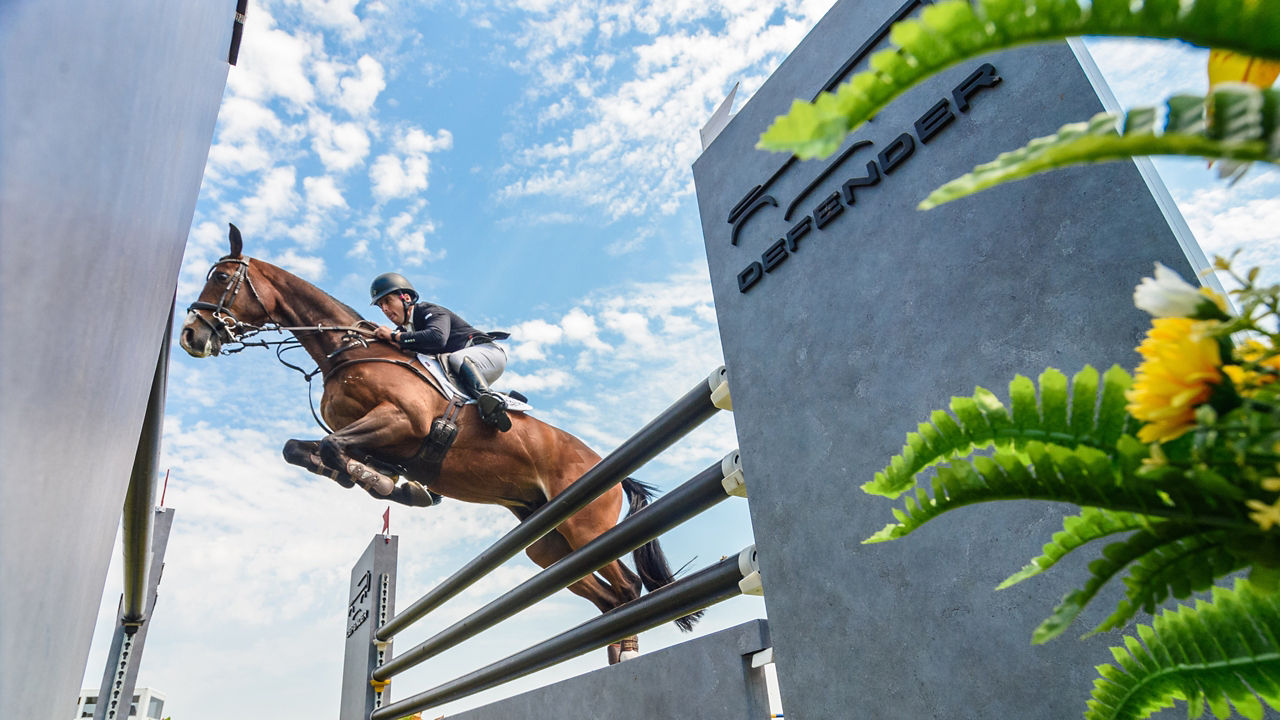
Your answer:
188;256;378;352
186;256;267;347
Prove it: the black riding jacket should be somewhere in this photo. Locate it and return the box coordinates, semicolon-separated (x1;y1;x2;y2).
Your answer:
395;301;489;354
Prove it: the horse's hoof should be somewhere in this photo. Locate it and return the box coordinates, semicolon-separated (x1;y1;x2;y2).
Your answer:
618;650;640;662
347;460;396;495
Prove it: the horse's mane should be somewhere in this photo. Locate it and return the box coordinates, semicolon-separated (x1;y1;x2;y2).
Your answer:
327;293;366;323
253;255;367;324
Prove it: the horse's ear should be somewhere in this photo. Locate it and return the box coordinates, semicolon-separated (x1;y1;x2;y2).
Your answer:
228;223;243;258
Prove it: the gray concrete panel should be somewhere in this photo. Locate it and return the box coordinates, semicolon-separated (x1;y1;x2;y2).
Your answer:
694;1;1212;718
342;536;398;720
447;620;772;720
0;2;231;718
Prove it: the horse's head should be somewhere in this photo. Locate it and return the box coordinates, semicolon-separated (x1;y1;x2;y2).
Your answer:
180;224;273;357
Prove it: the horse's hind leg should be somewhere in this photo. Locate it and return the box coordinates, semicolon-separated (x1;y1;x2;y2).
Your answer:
525;526;639;665
283;439;354;488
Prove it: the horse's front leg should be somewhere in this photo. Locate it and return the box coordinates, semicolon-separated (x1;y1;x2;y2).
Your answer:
283;439;355;487
318;402;417;497
286;434;434;506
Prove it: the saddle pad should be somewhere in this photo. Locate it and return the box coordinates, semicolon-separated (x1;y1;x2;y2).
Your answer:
416;354;533;413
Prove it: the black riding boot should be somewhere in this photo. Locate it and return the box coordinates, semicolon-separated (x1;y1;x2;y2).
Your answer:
457;358;511;432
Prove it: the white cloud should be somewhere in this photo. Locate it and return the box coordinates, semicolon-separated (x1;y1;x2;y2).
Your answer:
1083;38;1207;107
303;175;348;210
272;248;327;281
507;318;565;361
369;127;454;201
338;55;387;116
561;307;610;351
380;207;444;266
286;0;368;40
499;367;576;394
309;113;372;172
205;97;301;178
315;54;387;116
228;6;319;110
240;166;303;232
497;1;825;219
1173;169;1280;286
392;230;441;266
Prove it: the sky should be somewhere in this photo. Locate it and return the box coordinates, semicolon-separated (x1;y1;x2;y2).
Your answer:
78;2;1280;720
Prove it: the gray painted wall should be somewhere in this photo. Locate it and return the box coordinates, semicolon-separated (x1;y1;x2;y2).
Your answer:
448;620;772;720
694;1;1211;718
0;2;231;718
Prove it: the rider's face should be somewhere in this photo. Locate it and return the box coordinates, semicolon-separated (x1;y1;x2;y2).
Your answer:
376;294;408;325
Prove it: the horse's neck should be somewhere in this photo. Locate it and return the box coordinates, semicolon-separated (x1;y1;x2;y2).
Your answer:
254;260;366;366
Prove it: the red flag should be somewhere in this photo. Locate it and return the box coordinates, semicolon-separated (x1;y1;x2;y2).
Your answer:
382;507;390;535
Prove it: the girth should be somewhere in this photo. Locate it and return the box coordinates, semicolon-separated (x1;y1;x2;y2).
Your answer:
326;355;465;489
363;396;466;491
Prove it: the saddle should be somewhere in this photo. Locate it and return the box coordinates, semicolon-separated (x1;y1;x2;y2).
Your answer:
417;352;532;409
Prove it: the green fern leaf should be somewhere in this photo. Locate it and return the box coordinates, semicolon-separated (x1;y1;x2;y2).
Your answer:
1069;365;1101;437
1091;533;1245;637
1098;366;1133;447
757;0;1280;159
863;366;1131;499
1011;374;1038;431
1031;524;1215;644
998;508;1156;589
1085;579;1280;720
866;442;1105;543
919;89;1280;209
1040;367;1070;436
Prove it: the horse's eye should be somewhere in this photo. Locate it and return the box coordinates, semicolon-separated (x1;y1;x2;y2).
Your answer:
213;271;231;283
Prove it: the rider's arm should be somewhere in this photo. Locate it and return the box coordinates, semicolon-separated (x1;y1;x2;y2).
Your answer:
395;305;451;353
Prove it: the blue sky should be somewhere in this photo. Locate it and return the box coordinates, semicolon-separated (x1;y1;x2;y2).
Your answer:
81;2;1280;719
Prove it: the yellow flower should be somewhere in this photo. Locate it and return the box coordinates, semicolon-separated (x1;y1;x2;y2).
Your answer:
1209;49;1280;90
1247;498;1280;531
1125;317;1224;443
1223;339;1280;392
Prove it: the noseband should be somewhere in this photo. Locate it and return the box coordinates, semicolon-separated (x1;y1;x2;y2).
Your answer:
187;256;269;345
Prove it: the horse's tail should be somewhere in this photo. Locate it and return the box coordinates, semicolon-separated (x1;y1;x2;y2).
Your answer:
621;477;703;632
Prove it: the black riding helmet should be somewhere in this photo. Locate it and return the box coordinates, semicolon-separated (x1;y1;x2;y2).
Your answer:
370;272;419;305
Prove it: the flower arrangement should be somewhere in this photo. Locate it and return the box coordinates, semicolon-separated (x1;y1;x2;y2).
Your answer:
865;260;1280;719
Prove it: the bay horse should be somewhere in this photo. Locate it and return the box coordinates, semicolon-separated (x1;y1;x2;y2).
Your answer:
178;225;697;662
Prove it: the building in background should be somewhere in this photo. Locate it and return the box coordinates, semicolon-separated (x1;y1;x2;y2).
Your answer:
75;687;166;720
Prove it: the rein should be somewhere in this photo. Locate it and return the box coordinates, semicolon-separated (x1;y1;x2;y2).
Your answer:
187;254;378;353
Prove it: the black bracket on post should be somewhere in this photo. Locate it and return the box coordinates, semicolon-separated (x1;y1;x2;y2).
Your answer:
228;0;248;65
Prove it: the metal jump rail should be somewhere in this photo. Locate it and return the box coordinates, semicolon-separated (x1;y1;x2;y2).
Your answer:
341;366;763;720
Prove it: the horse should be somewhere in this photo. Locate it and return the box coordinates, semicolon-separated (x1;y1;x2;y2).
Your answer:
178;224;698;663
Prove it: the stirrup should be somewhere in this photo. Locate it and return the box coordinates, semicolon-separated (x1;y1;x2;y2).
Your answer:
477;392;511;432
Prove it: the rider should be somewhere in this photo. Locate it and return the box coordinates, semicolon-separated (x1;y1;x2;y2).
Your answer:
370;272;512;432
